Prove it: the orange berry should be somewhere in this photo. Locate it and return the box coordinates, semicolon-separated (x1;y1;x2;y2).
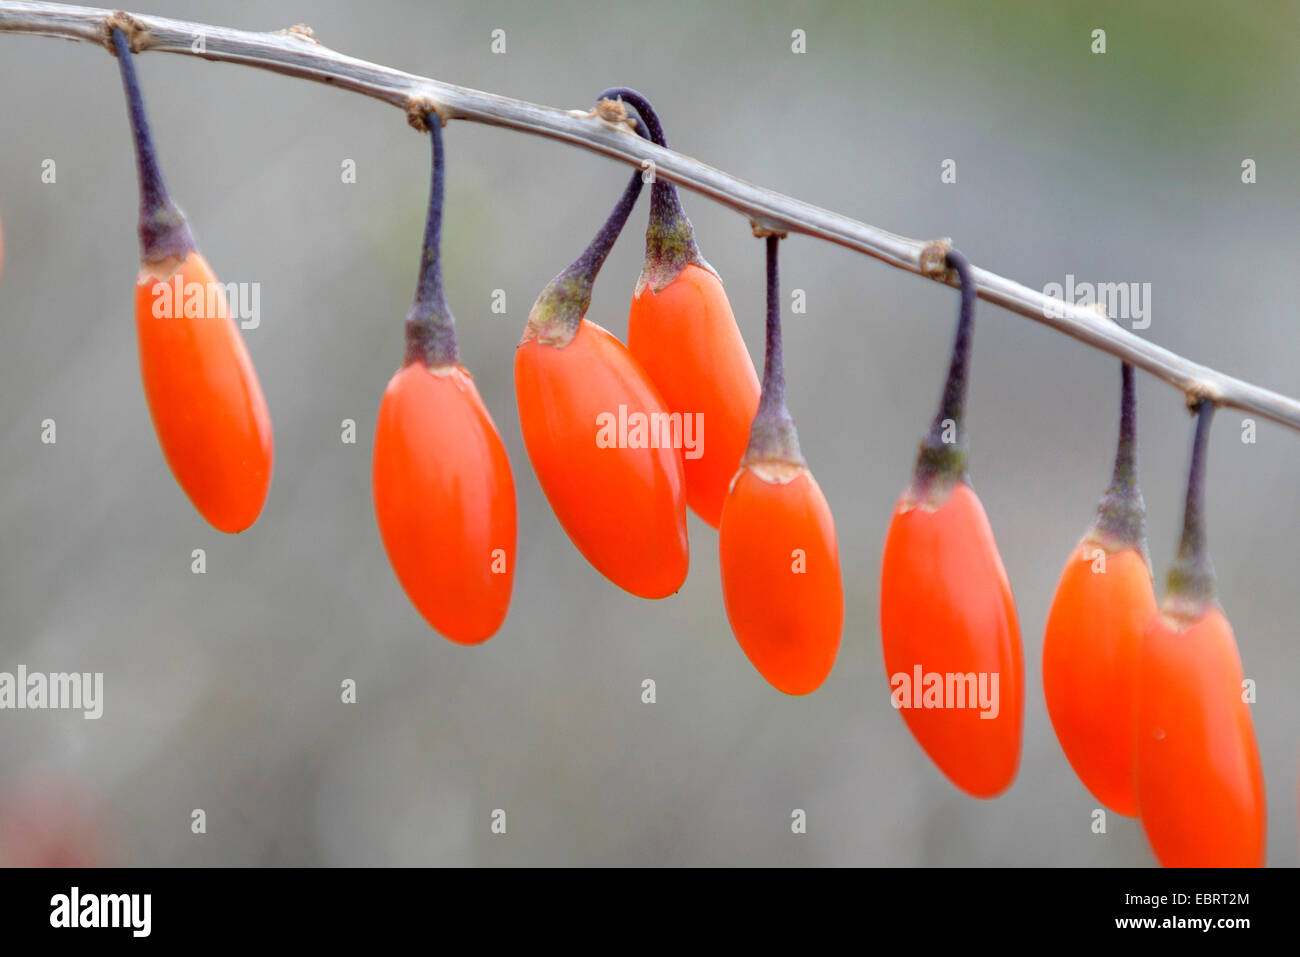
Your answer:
880;249;1022;797
1136;606;1264;866
597;88;760;529
719;462;841;694
115;27;272;532
515;318;688;598
1043;542;1152;816
371;110;516;642
135;251;273;533
881;481;1023;797
1043;362;1152;816
719;235;841;694
373;363;516;643
629;263;759;527
1135;401;1265;866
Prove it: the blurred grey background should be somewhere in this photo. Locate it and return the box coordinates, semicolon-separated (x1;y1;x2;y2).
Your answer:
1;0;1298;866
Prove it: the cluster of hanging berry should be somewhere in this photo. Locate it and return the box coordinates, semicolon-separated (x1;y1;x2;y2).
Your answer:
90;31;1266;866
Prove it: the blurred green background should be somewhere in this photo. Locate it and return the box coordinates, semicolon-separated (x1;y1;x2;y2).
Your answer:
1;0;1298;865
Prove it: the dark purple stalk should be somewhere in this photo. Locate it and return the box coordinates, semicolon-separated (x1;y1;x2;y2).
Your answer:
596;87;709;295
742;235;803;465
913;248;975;488
1167;400;1217;606
1094;361;1147;550
404;113;459;367
111;27;195;264
561;169;643;288
524;113;651;341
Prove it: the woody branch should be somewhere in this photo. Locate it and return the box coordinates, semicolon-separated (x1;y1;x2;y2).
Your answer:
3;1;1298;430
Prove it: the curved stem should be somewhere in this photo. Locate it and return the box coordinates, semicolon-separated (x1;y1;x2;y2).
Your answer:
597;88;668;147
404;113;459;367
933;248;976;429
742;235;803;466
565;168;643;287
523;114;651;343
597;87;711;296
1166;400;1217;610
111;26;194;263
913;248;975;489
1093;361;1147;550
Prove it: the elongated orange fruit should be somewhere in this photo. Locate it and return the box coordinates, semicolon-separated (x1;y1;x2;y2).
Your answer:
515;118;688;600
373;363;516;643
1043;362;1153;816
114;26;272;532
135;253;272;533
1135;402;1265;866
516;318;687;598
1044;542;1151;815
629;263;759;527
879;248;1022;797
719;235;842;694
1138;606;1264;866
720;462;841;694
372;110;517;643
596;89;759;528
881;481;1022;795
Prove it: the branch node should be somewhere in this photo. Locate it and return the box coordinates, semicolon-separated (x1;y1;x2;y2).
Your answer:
406;96;447;132
1185;383;1222;409
594;97;637;134
277;23;319;44
750;220;788;239
919;238;955;282
104;10;147;53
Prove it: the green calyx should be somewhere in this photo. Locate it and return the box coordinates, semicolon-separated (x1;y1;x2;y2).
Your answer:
139;198;196;265
1165;547;1216;608
1090;361;1146;552
908;427;968;506
404;308;459;367
1091;463;1147;558
741;402;805;469
1162;400;1218;618
635;184;716;298
1092;472;1146;553
521;268;591;347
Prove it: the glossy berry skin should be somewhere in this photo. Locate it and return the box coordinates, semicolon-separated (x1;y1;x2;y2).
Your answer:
1137;606;1265;867
134;251;272;533
1043;541;1154;817
515;318;688;598
373;363;516;644
628;264;760;527
719;463;842;695
880;481;1023;798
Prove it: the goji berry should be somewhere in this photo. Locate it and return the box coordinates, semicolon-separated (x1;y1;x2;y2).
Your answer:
600;89;761;528
515;111;688;598
879;249;1023;797
372;113;517;642
1136;402;1265;866
719;235;842;694
115;28;272;533
1043;362;1154;817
